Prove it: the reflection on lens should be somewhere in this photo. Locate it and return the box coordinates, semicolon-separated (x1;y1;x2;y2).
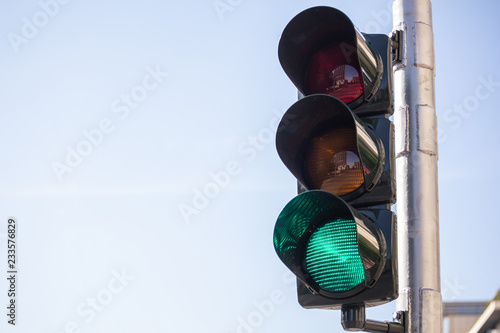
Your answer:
306;43;364;103
306;218;365;293
305;129;364;196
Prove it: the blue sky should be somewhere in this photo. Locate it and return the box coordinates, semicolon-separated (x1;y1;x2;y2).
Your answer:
0;0;499;332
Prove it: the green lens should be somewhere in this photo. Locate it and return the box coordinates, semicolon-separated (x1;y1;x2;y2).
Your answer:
273;190;368;294
305;218;365;293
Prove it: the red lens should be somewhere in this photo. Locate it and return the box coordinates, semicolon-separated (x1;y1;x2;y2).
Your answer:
306;43;363;103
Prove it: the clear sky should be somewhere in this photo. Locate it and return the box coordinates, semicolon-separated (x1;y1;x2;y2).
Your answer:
0;0;499;332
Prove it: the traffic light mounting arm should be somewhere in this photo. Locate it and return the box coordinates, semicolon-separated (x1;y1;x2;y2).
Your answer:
341;304;406;333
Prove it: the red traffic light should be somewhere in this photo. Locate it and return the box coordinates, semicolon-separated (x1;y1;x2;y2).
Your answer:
278;6;393;115
307;43;364;103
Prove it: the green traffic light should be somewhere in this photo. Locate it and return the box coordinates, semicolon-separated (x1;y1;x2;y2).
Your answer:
273;190;384;296
305;219;365;292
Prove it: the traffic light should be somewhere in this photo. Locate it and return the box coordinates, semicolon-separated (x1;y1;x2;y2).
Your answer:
273;6;397;310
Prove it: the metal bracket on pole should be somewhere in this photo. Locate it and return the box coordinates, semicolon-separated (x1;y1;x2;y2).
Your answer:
341;304;407;333
390;30;403;64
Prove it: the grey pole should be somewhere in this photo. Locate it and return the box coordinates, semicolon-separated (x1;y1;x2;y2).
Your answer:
392;0;442;332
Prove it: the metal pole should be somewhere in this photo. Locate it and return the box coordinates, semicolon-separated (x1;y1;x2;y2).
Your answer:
392;0;442;332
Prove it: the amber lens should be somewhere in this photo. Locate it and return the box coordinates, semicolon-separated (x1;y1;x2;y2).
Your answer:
304;128;364;196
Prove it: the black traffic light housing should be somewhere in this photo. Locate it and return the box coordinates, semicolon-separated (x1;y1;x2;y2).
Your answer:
274;5;399;311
